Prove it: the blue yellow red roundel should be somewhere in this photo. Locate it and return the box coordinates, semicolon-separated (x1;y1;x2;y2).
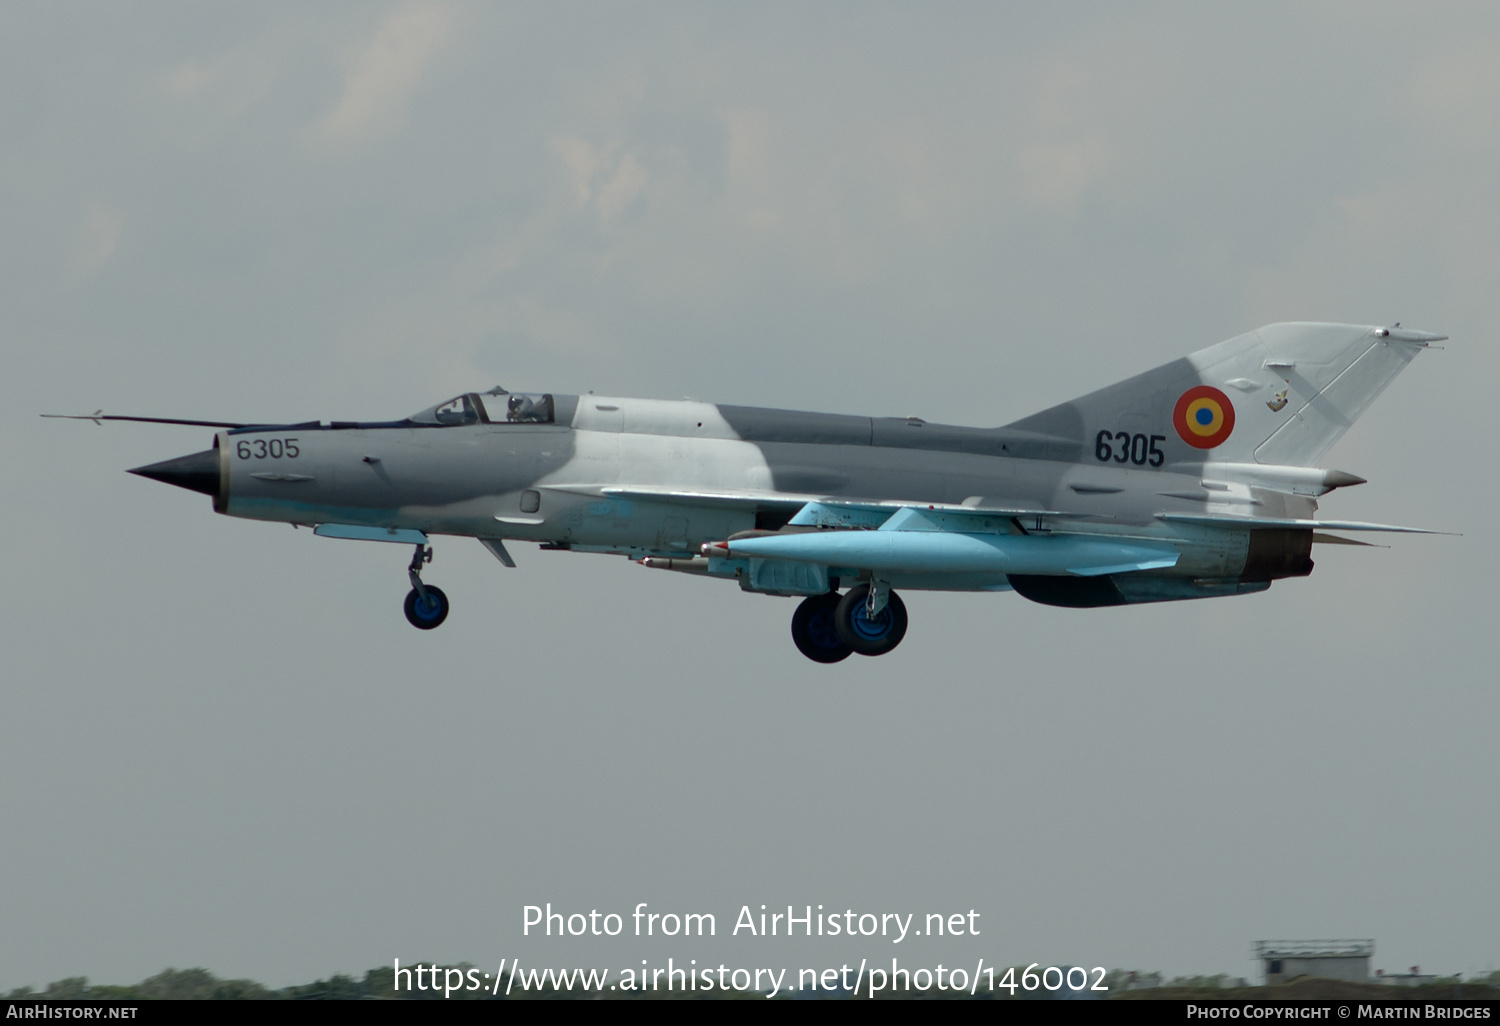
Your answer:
1173;385;1235;449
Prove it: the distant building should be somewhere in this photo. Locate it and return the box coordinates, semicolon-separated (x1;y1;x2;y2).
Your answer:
1374;967;1439;987
1254;940;1374;985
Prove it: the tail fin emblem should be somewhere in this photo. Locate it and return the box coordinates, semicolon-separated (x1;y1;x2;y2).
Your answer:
1266;389;1289;413
1173;386;1236;449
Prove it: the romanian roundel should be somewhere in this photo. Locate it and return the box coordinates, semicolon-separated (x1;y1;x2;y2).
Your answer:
1173;385;1235;449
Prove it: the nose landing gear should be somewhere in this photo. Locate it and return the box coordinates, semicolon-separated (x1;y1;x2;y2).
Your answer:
403;544;449;630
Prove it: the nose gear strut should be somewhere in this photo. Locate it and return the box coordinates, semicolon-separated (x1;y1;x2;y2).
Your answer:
403;544;450;629
408;544;433;601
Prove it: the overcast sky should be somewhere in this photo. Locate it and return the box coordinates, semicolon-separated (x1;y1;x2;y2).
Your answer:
3;1;1497;991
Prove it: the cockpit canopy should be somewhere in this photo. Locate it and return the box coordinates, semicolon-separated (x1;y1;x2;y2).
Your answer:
408;390;556;426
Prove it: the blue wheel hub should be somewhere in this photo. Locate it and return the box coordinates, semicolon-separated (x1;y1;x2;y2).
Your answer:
848;602;894;641
833;584;908;656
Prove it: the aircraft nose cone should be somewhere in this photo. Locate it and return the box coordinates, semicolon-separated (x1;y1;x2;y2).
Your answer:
128;448;222;497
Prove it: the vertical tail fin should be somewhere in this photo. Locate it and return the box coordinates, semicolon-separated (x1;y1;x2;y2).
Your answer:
1005;323;1440;468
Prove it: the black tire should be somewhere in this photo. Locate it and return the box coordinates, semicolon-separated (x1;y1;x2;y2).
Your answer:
403;585;450;630
791;592;852;663
834;584;908;656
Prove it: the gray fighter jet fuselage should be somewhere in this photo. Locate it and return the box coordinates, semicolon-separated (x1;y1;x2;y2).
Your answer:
113;322;1443;662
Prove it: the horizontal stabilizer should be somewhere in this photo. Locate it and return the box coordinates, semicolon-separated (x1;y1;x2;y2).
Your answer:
1157;513;1449;534
1311;533;1387;548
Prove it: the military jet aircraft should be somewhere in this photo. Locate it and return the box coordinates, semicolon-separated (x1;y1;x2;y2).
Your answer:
57;322;1443;662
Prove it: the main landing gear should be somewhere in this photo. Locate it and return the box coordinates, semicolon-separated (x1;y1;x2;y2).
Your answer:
790;582;908;663
403;544;449;630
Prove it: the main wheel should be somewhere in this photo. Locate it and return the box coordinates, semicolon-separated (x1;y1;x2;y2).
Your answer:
403;585;450;630
834;584;908;656
791;592;852;663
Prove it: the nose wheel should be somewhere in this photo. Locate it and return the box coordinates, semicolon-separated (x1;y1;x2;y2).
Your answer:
403;544;450;630
404;585;450;629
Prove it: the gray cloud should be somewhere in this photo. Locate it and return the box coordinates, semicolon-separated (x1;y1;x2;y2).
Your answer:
308;2;457;151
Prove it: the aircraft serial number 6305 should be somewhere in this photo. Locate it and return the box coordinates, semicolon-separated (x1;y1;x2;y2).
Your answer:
57;322;1444;663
